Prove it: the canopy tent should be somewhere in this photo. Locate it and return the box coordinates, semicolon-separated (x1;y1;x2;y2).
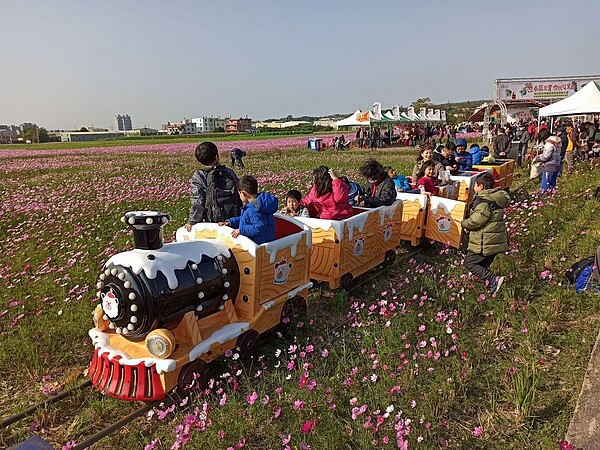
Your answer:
538;81;600;116
335;109;373;127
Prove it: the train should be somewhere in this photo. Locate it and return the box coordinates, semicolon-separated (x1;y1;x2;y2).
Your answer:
87;159;516;401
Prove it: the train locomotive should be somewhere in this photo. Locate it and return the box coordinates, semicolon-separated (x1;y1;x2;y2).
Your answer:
88;211;312;401
88;160;515;402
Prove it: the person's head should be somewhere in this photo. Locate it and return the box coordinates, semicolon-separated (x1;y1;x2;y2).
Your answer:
383;165;396;178
474;172;495;192
195;141;219;166
538;128;551;141
420;160;436;178
497;128;505;135
444;142;456;156
312;166;332;197
285;189;302;212
238;175;258;202
470;143;480;150
455;139;467;153
360;158;385;183
419;146;433;161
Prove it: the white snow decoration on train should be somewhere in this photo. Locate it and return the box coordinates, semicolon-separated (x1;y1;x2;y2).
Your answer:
89;329;176;374
106;241;231;290
188;322;250;361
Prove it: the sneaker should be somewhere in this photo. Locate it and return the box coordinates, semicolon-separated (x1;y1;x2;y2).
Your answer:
492;276;505;295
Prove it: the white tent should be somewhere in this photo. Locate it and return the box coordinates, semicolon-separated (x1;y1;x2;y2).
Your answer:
539;81;600;116
335;109;373;127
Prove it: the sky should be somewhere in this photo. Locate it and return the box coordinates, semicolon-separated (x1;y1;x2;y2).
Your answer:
2;0;599;130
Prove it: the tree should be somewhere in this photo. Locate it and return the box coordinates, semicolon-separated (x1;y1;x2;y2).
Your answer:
23;127;49;143
411;97;432;111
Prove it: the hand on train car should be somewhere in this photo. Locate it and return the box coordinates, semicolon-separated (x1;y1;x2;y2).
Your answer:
231;229;240;238
218;221;230;226
185;223;192;232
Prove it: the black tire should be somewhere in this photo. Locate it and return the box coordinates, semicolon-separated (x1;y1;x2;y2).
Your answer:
177;359;210;392
340;273;354;291
235;330;261;361
384;250;397;265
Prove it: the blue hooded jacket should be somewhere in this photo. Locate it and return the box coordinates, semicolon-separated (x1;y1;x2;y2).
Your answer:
391;175;411;192
228;192;279;244
455;150;473;171
469;145;489;165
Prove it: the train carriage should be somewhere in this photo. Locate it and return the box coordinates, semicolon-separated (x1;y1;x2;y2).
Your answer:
294;201;403;289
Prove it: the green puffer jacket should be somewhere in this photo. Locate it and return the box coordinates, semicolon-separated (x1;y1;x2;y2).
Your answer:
461;187;511;256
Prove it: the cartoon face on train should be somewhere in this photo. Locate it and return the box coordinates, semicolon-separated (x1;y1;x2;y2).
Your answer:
437;216;451;233
274;259;292;284
353;236;365;256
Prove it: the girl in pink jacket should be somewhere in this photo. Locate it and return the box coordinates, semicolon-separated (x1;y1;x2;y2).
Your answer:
302;166;354;220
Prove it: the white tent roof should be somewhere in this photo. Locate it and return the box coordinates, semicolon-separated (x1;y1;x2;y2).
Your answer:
539;81;600;116
335;109;373;127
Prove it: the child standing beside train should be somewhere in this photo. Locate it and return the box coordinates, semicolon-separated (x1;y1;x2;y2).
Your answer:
461;172;510;294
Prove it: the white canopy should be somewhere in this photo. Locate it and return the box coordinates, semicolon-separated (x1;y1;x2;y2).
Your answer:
335;109;373;127
539;81;600;116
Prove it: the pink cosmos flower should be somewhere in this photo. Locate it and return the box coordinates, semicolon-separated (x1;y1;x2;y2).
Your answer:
301;420;314;433
246;391;257;405
472;426;483;437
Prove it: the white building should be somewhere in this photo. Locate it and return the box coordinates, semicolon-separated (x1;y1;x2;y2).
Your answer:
191;116;226;133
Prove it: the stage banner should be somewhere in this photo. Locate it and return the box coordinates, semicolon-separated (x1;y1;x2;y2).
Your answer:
441;111;446;121
496;78;600;102
392;105;400;120
407;107;415;120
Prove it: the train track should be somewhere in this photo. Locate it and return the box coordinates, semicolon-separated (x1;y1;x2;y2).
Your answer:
1;381;171;449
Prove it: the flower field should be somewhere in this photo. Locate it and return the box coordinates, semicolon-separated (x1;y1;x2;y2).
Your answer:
1;139;600;450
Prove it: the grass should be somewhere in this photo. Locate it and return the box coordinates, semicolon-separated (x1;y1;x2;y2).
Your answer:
1;141;599;449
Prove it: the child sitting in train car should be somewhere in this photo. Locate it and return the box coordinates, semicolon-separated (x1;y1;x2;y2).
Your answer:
280;189;307;217
461;171;510;295
355;158;396;207
415;160;440;196
454;139;473;171
469;143;489;165
384;166;411;192
219;175;279;244
340;176;364;206
302;166;354;219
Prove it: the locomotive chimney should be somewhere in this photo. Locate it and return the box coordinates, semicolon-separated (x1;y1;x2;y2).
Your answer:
122;211;171;250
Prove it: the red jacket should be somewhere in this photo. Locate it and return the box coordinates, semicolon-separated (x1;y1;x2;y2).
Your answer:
302;178;354;220
416;176;439;196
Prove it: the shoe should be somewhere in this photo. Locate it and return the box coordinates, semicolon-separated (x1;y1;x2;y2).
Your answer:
491;276;505;295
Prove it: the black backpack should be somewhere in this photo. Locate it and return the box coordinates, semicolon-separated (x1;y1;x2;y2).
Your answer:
565;256;595;285
203;166;242;223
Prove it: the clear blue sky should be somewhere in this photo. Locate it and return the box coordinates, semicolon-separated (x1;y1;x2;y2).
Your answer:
2;0;598;130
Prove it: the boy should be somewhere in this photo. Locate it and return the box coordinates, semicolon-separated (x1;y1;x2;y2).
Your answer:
230;147;246;169
281;189;307;217
461;172;511;294
185;142;242;231
454;139;473;171
219;175;278;244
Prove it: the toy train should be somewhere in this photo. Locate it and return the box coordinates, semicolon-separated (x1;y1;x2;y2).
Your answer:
87;160;515;401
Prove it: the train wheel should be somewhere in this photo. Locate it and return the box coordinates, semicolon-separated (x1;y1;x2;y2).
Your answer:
340;273;354;291
280;296;307;325
235;330;261;361
384;250;397;265
177;359;210;392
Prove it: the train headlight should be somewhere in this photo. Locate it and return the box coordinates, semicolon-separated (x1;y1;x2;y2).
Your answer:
145;329;176;358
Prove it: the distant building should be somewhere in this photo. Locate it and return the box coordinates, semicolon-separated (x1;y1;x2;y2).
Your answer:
60;131;125;142
190;116;226;133
114;114;133;131
255;121;311;129
225;117;252;133
126;127;159;136
162;119;197;135
0;125;20;143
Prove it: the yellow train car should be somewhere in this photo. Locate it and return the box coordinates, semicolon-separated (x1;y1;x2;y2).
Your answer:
295;202;403;289
396;192;427;246
473;159;516;189
425;196;468;249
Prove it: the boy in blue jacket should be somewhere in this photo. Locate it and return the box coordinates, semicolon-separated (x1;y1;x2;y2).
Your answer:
219;175;278;244
454;139;473;171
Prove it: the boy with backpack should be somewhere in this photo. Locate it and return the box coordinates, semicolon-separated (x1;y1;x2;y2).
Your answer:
461;172;511;294
219;175;279;244
185;142;242;231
